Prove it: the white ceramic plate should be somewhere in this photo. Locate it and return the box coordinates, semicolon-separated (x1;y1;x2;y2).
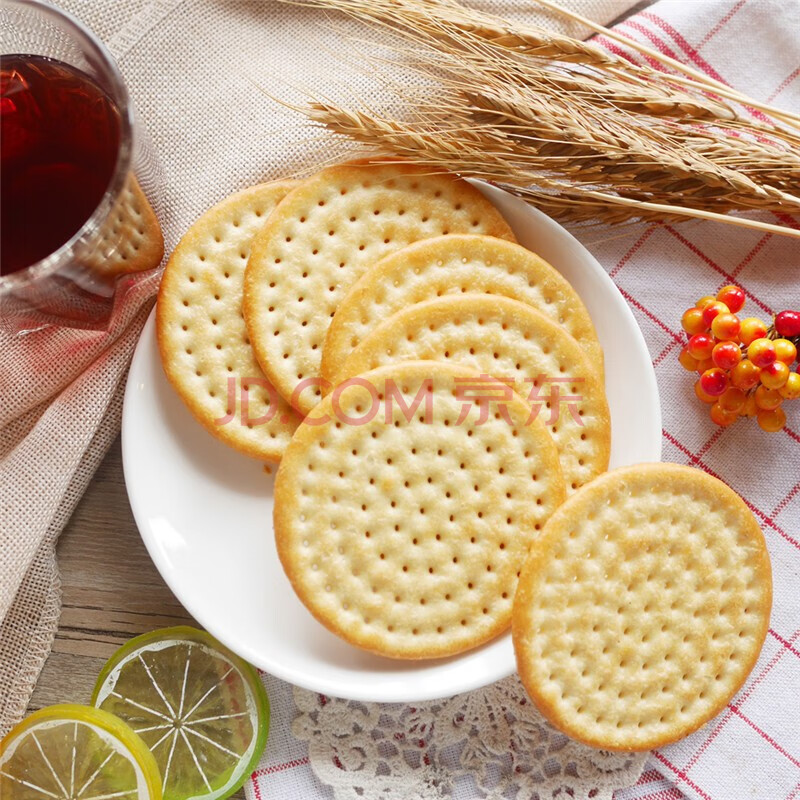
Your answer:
122;184;661;703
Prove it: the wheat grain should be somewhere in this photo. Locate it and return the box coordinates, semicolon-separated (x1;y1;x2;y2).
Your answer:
282;0;800;237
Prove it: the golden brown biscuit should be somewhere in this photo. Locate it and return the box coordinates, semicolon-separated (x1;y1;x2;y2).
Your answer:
513;463;772;751
86;173;164;275
274;360;566;659
157;181;302;461
323;234;602;386
338;294;610;493
243;161;515;414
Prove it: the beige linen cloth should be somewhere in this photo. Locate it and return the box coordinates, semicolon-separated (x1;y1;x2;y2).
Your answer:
0;0;639;734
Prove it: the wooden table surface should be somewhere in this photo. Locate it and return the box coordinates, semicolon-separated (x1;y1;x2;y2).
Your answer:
25;438;251;796
27;438;194;714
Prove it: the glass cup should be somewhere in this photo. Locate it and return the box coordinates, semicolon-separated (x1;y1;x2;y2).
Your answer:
0;0;165;332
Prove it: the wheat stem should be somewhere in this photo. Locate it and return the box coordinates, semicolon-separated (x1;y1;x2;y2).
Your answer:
574;190;800;238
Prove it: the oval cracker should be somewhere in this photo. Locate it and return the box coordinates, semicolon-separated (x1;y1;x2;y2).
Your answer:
338;294;610;492
323;234;602;386
274;361;567;659
157;181;302;461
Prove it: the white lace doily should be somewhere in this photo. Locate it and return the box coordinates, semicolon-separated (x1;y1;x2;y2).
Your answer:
292;675;647;800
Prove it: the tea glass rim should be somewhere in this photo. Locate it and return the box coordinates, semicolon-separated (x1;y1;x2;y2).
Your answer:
0;0;134;293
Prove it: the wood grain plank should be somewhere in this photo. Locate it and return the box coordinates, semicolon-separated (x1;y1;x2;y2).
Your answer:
26;437;195;687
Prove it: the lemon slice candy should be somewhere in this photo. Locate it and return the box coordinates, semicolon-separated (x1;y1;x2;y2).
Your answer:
91;627;269;800
0;703;162;800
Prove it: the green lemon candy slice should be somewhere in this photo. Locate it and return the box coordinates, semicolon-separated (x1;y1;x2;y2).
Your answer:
0;703;162;800
91;627;269;800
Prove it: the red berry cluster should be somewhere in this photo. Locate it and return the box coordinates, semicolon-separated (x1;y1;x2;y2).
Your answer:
679;285;800;432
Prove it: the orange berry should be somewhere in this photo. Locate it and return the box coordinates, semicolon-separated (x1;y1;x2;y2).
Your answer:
780;372;800;400
776;310;800;338
739;317;769;346
760;361;790;389
696;295;717;309
694;379;717;404
716;285;746;313
718;387;746;413
679;346;699;372
730;359;761;391
757;407;787;433
700;368;728;397
688;333;715;361
755;385;783;411
712;341;742;370
740;393;759;417
747;338;777;368
702;301;730;327
710;402;738;426
774;338;798;365
711;313;741;341
681;307;708;336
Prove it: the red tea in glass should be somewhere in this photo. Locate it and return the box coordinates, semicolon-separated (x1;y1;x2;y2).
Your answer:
1;0;164;331
1;54;122;276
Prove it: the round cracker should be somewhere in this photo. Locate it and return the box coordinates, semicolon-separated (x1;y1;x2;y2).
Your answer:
322;234;602;386
338;294;610;492
157;181;302;461
513;463;772;751
243;161;515;415
274;360;566;659
86;173;164;276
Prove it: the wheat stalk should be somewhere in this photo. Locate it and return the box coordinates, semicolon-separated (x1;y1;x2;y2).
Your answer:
307;103;800;236
282;0;800;238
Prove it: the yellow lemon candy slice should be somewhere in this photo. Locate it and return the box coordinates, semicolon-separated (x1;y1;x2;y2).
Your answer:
0;703;162;800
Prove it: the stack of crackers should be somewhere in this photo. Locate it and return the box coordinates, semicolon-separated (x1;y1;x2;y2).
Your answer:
157;161;771;752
